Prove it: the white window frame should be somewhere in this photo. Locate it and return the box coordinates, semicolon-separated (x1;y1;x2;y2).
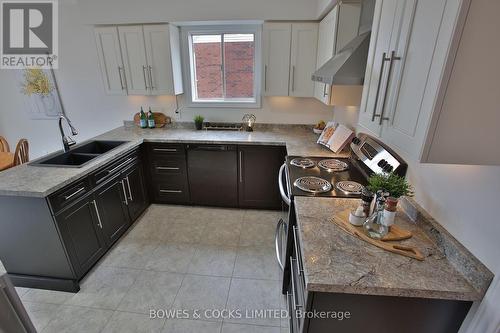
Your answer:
180;24;262;108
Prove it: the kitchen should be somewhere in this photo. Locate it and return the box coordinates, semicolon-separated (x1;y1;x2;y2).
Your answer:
0;0;498;332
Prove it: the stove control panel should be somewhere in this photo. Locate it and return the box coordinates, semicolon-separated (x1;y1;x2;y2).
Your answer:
350;134;407;177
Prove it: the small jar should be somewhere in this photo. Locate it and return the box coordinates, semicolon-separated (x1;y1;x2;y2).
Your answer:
381;197;398;227
360;189;374;217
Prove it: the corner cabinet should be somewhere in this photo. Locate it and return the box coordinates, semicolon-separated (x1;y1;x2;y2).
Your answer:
263;23;318;97
95;24;183;96
358;0;489;164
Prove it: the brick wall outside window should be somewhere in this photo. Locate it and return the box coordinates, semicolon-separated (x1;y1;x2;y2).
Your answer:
193;41;254;99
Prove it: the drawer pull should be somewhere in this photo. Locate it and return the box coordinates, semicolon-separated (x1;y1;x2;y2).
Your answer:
63;187;85;201
292;226;304;275
156;166;180;170
159;189;182;193
107;158;133;174
153;148;178;152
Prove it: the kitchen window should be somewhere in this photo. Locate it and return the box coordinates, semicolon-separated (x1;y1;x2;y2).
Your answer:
182;25;262;108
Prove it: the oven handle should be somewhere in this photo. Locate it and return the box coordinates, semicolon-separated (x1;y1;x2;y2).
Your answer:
275;218;286;270
278;163;291;206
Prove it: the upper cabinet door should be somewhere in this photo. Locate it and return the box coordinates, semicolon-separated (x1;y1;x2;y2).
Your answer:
118;25;149;95
314;7;338;104
262;23;292;96
358;0;399;136
94;27;127;95
289;23;318;97
143;24;183;96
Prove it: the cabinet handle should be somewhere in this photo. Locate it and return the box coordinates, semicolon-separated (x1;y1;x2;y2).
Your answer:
239;151;243;183
292;226;304;276
323;83;328;97
156;166;180;170
291;65;296;92
125;176;133;201
92;200;103;229
290;257;303;309
148;65;154;90
121;180;128;205
264;65;267;91
371;52;391;121
159;189;182;193
63;187;85;201
118;66;125;90
142;65;149;90
107;158;133;174
153;148;177;152
378;50;401;125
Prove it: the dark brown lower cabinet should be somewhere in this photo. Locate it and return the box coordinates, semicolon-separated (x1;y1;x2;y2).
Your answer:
55;194;107;279
238;145;286;209
122;161;148;221
94;175;131;247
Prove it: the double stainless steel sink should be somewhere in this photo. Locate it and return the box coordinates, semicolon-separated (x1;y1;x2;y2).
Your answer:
30;140;128;168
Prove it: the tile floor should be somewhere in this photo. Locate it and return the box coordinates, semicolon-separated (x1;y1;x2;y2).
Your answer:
4;204;290;333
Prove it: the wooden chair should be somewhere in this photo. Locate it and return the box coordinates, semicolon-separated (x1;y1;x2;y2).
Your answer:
13;139;29;166
0;136;9;152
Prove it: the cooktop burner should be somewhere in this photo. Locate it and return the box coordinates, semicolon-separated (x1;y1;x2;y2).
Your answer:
290;158;316;169
293;176;332;194
318;159;349;172
336;181;364;195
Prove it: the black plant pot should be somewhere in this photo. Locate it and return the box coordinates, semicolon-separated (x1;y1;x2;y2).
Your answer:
195;121;203;130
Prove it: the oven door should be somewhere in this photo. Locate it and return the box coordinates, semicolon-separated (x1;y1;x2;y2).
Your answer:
275;163;290;270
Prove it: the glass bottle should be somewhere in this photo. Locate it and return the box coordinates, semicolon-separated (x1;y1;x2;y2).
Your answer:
363;191;389;239
147;108;155;128
139;107;147;128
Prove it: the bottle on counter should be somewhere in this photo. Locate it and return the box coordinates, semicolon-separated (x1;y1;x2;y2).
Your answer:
139;107;147;128
361;188;374;217
147;108;155;128
363;190;390;239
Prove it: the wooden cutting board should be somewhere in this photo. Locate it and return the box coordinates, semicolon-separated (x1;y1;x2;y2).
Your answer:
332;209;424;261
336;209;412;241
133;112;170;128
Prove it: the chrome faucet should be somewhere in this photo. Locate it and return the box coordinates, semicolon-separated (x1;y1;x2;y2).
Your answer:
58;115;78;152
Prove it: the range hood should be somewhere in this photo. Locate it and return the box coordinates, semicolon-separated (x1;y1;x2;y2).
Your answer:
311;31;371;85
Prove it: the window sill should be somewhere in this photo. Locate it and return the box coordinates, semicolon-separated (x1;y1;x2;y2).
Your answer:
186;99;262;109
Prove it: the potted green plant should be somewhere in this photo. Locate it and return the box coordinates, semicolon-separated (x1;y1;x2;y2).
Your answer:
194;115;204;130
367;172;414;200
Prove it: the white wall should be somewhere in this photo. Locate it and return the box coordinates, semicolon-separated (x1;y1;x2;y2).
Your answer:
0;0;338;159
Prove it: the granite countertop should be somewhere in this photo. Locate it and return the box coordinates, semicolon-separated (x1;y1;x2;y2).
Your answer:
294;196;493;301
0;124;345;197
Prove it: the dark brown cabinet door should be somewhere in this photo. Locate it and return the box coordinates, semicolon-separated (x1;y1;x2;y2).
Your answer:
94;176;130;247
123;162;148;221
55;195;107;279
238;145;286;209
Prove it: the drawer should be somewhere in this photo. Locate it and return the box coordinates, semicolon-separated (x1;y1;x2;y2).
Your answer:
49;178;91;214
92;150;140;185
151;180;190;204
150;156;187;177
148;143;185;156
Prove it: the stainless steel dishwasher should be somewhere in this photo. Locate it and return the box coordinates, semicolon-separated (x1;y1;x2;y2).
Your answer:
186;144;238;207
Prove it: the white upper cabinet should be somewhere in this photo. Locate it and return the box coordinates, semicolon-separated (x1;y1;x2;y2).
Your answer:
358;0;404;136
314;6;338;104
263;22;318;97
118;25;149;95
313;2;362;105
96;24;182;96
94;27;126;95
358;0;493;164
262;23;292;96
143;24;183;96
